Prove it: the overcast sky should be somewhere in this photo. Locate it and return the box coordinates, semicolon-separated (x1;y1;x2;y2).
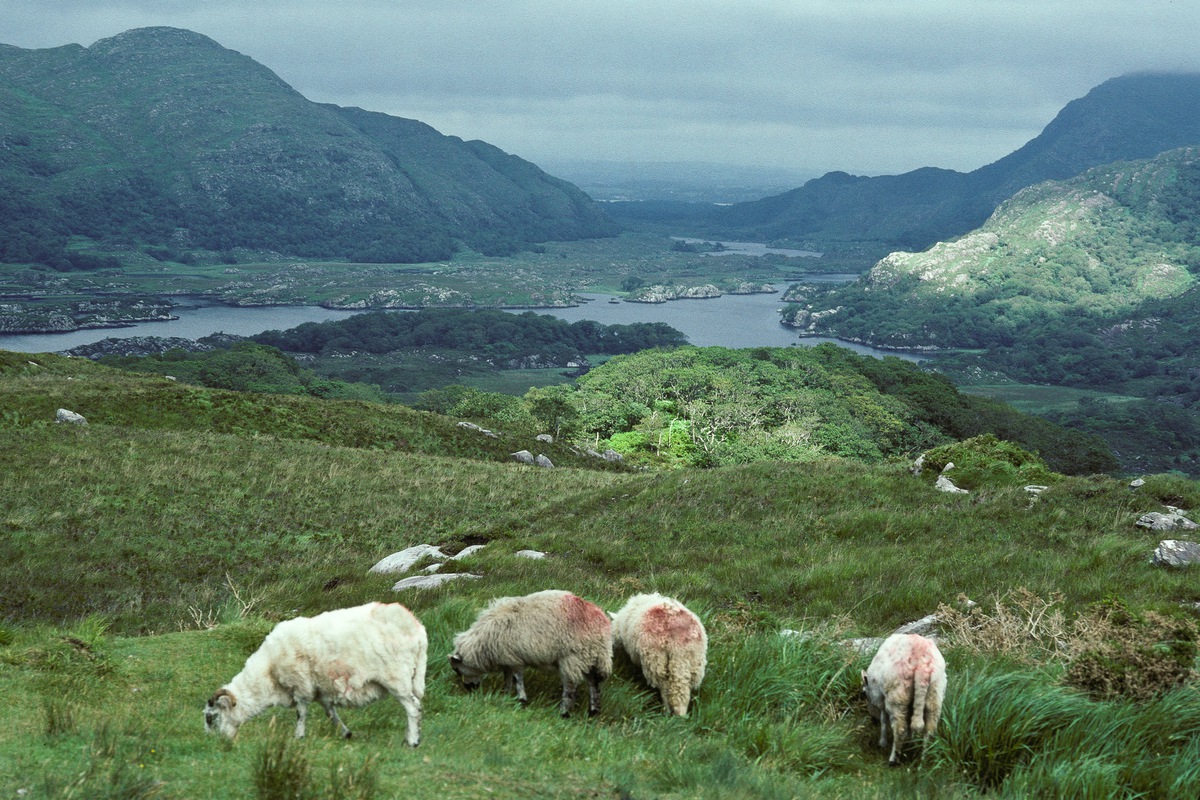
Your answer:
4;1;1199;177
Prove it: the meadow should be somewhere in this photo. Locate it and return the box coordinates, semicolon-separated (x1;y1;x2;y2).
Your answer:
3;353;1200;798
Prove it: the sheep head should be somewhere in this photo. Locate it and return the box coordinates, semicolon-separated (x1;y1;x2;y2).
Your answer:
204;688;241;738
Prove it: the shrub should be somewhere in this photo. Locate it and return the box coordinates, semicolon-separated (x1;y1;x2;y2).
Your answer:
921;433;1054;489
1064;600;1198;701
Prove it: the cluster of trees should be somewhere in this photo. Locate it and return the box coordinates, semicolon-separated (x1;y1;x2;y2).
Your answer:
97;342;384;401
252;309;688;362
417;344;1114;474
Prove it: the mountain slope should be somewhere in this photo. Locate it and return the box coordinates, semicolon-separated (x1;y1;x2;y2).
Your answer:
715;73;1200;252
0;27;616;267
782;146;1200;350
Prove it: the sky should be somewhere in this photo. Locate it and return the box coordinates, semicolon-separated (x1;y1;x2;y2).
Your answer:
4;1;1200;177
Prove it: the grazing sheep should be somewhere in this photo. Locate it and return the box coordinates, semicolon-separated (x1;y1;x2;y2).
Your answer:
862;633;947;765
449;589;612;717
611;593;707;716
204;602;427;745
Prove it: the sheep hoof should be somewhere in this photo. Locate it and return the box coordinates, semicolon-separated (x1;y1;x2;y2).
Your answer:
342;731;353;740
560;711;571;719
588;708;600;718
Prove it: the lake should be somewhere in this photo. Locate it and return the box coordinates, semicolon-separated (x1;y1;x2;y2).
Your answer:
0;292;920;362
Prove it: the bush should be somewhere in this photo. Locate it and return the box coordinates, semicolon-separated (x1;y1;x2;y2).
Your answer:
921;433;1054;489
1064;600;1198;701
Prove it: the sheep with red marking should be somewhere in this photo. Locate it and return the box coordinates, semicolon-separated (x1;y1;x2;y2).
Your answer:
611;593;707;716
204;602;427;746
861;633;947;765
449;589;612;717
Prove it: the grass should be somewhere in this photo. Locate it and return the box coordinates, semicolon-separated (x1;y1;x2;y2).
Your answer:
4;353;1200;796
959;383;1142;414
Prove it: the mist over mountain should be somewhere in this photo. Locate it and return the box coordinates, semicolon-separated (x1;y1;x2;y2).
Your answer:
708;73;1200;252
0;27;617;267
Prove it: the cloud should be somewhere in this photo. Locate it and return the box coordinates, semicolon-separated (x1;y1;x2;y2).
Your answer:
3;0;1200;175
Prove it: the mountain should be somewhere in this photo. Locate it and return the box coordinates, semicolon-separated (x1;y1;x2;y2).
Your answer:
711;73;1200;252
0;27;617;267
782;146;1200;350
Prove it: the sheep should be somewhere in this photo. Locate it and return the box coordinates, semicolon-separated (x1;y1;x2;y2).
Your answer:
449;589;612;717
204;601;427;746
610;593;707;716
861;633;947;765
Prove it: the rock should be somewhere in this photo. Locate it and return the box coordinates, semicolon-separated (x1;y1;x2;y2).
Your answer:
511;450;536;465
841;637;886;655
910;454;925;476
450;544;488;560
536;433;554;443
514;549;547;560
535;454;554;468
1137;512;1198;532
1024;485;1049;494
369;544;447;574
602;449;624;463
458;421;499;438
893;614;940;637
1153;540;1200;568
935;474;968;494
1130;478;1146;489
391;573;481;591
55;408;87;425
941;462;955;473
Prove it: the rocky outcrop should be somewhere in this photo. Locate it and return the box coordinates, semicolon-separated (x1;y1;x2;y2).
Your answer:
1137;512;1197;532
1152;540;1200;568
55;408;87;426
64;336;221;359
625;284;722;304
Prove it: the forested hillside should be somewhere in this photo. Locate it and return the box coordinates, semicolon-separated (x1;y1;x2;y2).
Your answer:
781;146;1200;474
0;27;616;269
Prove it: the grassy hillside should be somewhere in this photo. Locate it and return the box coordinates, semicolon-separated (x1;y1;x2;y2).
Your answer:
3;354;1200;797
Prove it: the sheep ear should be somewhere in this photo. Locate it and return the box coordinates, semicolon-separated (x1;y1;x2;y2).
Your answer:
449;654;463;665
211;688;236;709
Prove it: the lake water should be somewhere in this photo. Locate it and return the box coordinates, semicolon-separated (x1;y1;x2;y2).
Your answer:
0;291;919;362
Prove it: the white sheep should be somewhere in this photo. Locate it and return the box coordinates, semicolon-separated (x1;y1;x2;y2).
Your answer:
449;589;612;717
861;633;947;765
204;602;427;746
611;592;707;716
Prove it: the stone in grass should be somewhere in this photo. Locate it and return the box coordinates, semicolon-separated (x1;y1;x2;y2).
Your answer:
392;573;481;591
55;408;87;425
369;544;447;575
1137;512;1198;532
1152;540;1200;568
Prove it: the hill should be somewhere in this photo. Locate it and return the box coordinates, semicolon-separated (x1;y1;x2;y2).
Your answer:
1;349;1198;798
698;73;1200;256
0;27;617;268
783;146;1200;474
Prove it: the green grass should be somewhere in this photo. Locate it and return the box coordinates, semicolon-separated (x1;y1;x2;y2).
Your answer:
4;353;1200;797
960;383;1142;415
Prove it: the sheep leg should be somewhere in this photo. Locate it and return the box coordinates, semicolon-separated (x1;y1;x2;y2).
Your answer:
586;669;603;717
397;693;422;747
559;678;577;718
323;702;352;739
511;669;529;706
886;701;908;766
294;703;308;739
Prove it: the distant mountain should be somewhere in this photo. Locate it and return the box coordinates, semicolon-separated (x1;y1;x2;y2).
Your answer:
0;27;617;267
712;73;1200;252
539;159;818;204
782;146;1200;350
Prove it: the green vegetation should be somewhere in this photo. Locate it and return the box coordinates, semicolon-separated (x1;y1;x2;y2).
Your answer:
783;147;1200;475
0;27;615;272
559;345;1115;474
2;351;1199;797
